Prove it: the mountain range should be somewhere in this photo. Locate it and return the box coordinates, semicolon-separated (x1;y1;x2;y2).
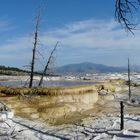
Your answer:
54;62;128;75
1;62;139;76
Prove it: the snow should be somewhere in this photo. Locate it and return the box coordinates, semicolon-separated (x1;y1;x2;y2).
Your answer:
0;113;140;140
0;118;60;140
0;111;14;121
0;85;140;139
7;111;14;119
0;113;7;121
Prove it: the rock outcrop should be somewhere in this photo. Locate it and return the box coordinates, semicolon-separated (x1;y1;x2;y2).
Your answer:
3;92;98;123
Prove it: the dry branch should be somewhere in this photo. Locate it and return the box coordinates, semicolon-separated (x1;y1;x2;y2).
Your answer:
115;0;140;33
38;41;59;86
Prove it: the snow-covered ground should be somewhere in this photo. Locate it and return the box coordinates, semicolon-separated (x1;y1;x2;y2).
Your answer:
0;75;140;139
0;116;60;140
0;113;140;140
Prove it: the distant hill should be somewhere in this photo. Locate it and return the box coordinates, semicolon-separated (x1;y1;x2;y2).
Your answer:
0;65;54;76
55;62;127;75
0;65;30;75
1;62;139;76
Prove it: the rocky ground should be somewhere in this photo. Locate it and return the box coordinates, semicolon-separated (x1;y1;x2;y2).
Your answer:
0;85;140;140
0;113;140;140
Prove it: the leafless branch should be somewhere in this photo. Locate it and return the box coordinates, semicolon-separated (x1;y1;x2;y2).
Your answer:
37;50;45;60
38;41;59;86
115;0;140;33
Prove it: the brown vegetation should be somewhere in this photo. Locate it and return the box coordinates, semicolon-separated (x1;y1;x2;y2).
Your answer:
0;85;96;96
0;83;118;97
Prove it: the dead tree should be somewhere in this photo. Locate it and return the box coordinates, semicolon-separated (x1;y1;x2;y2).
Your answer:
120;101;124;130
29;11;41;88
115;0;140;33
38;41;59;86
128;58;131;100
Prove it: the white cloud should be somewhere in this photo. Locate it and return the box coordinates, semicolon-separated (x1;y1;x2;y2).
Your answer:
1;19;140;67
41;19;140;50
0;18;15;32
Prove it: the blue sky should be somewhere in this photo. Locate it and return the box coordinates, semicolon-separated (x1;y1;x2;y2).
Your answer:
0;0;140;69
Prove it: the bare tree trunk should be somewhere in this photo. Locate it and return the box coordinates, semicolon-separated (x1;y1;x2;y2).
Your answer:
128;58;131;100
38;41;59;86
120;101;124;130
29;12;41;88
